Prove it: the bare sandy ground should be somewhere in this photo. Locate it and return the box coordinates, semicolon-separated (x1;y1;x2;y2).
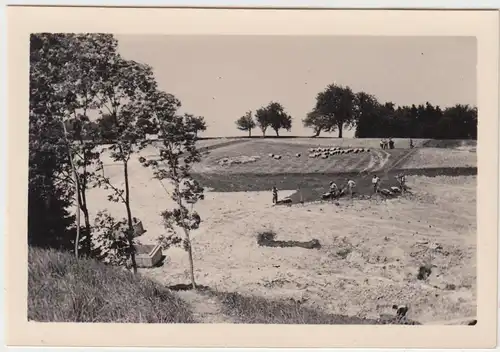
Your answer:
88;174;476;324
83;142;476;324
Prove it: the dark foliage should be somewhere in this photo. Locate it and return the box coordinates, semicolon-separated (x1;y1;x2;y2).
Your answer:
305;83;477;140
29;33;76;250
355;101;477;139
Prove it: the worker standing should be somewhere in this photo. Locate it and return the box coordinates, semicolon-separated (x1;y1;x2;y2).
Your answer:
329;181;339;198
272;186;278;204
397;173;407;193
372;174;381;194
346;179;356;198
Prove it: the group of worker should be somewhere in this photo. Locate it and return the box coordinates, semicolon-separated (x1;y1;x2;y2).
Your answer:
271;172;407;204
372;173;408;194
380;138;395;150
327;178;357;198
381;138;415;149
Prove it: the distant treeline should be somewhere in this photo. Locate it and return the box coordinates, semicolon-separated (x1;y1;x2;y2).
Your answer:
67;87;477;143
303;86;477;140
354;101;477;139
234;85;477;140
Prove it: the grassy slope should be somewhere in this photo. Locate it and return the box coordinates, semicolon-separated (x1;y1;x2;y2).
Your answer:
202;289;419;324
191;139;389;174
29;247;416;324
28;247;195;323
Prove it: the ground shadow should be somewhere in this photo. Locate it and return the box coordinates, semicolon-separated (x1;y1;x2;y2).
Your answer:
167;283;211;291
257;231;321;249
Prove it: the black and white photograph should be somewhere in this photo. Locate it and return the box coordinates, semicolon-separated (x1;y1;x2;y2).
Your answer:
27;32;480;327
6;5;500;350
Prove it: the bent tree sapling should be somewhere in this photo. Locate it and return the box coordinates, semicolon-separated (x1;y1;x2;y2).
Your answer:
140;91;204;290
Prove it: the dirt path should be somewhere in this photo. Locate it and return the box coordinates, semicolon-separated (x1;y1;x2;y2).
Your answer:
176;290;236;324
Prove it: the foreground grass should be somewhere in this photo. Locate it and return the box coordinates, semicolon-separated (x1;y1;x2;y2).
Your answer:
206;290;420;325
28;247;194;323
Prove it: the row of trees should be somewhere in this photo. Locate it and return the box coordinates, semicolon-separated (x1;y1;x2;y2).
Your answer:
236;84;477;139
305;84;477;139
30;33;203;288
235;102;293;137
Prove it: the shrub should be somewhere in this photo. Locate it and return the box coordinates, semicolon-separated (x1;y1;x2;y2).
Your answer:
91;210;133;267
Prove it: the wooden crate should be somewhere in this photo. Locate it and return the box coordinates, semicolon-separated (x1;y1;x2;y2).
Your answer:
134;244;163;268
133;220;146;237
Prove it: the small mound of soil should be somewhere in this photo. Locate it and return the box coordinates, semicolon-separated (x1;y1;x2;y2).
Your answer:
257;231;321;249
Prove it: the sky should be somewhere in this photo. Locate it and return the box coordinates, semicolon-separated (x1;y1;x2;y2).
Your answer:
116;35;477;138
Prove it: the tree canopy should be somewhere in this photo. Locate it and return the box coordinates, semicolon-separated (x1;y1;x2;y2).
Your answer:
255;102;292;137
354;101;477;139
235;111;256;137
304;82;477;139
185;115;207;138
28;33;207;274
312;84;356;138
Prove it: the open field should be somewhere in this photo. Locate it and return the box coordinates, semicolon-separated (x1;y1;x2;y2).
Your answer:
84;138;477;324
191;139;402;174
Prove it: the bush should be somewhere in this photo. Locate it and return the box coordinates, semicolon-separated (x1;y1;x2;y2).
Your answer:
28;247;194;323
91;210;133;266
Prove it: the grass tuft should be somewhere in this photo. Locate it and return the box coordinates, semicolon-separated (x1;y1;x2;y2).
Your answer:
28;247;194;323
